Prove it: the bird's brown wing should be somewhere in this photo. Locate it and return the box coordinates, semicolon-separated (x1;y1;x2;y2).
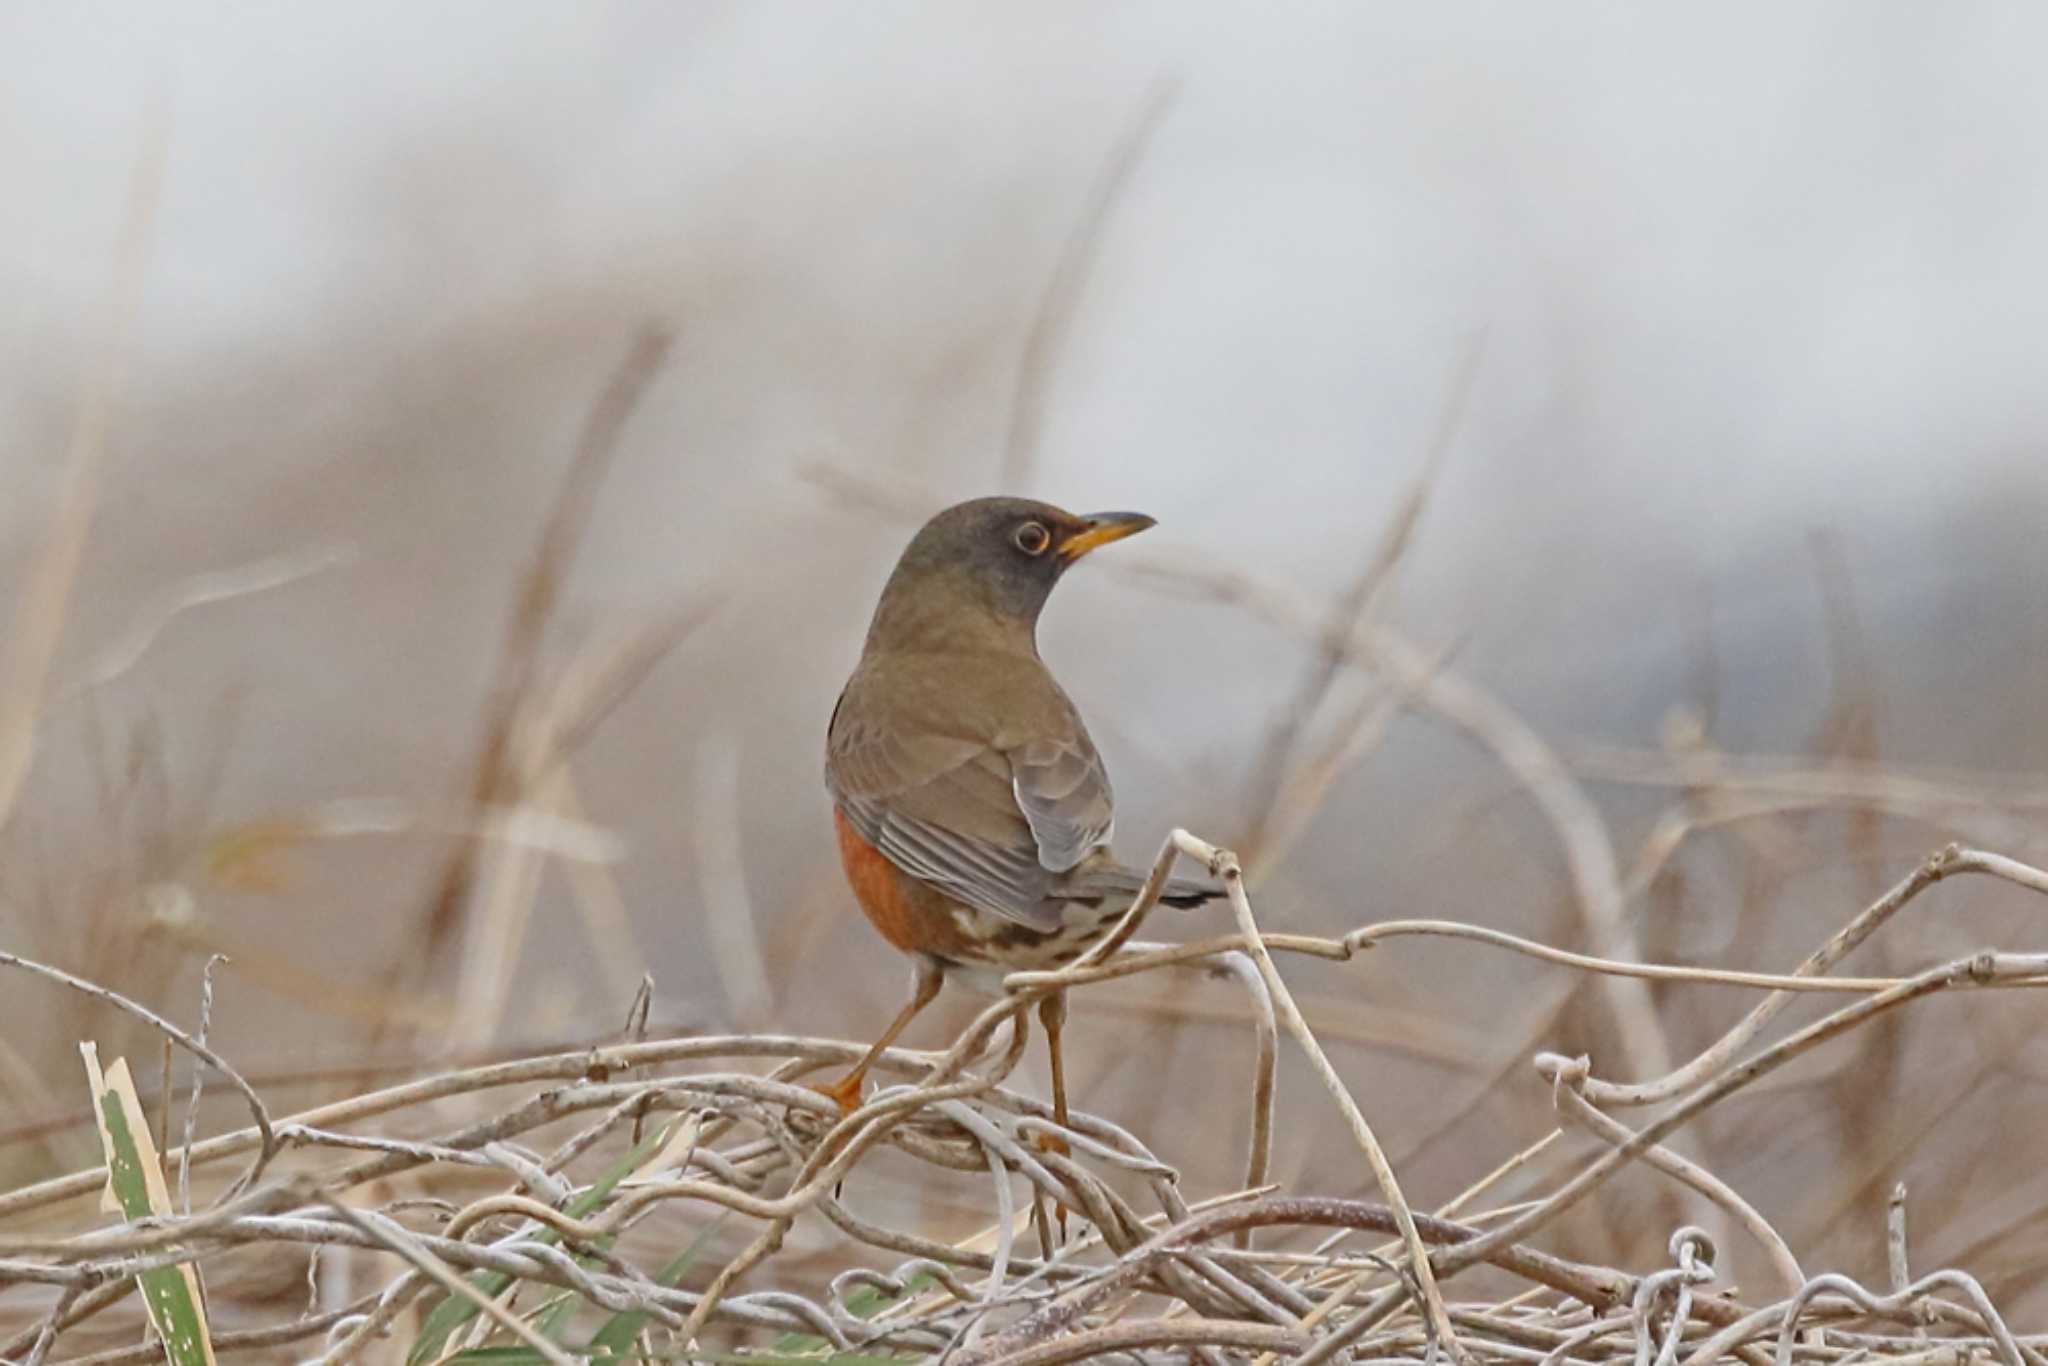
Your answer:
1013;730;1228;908
827;701;1116;934
1008;733;1116;872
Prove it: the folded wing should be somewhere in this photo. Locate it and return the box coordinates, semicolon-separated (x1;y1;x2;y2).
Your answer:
827;700;1120;934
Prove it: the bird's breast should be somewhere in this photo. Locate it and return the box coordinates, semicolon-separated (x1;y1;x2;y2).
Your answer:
832;807;1123;979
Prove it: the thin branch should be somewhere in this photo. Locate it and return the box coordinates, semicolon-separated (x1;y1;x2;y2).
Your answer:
0;103;167;830
177;954;226;1216
1242;331;1482;861
0;951;274;1196
63;542;358;698
411;322;674;967
1548;1058;1803;1295
999;81;1176;488
1169;830;1467;1365
314;1197;578;1366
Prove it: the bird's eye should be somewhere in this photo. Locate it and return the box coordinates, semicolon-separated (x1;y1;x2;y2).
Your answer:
1013;521;1051;555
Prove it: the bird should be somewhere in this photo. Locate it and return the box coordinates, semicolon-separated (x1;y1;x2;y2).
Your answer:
819;495;1226;1140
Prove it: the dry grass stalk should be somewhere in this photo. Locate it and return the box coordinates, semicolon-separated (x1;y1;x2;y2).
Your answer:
2;835;2044;1363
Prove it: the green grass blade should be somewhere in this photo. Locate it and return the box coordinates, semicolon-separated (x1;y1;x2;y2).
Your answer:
409;1120;679;1364
766;1268;931;1358
582;1211;726;1359
86;1053;216;1366
445;1352;907;1365
532;1287;585;1341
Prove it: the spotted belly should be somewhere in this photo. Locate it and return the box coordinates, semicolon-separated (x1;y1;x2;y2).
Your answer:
936;899;1124;996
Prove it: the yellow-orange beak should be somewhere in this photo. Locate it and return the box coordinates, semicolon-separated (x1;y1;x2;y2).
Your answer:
1057;511;1156;561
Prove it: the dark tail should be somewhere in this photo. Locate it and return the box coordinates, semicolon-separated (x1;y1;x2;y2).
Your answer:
1066;864;1227;907
1158;873;1228;907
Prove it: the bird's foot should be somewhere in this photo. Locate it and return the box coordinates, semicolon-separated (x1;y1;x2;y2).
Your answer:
1030;1131;1073;1240
810;1071;867;1117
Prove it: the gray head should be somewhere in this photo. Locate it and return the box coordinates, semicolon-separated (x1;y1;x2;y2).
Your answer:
865;496;1156;648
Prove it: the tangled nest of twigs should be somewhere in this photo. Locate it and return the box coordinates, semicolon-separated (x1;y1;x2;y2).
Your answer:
3;831;2047;1365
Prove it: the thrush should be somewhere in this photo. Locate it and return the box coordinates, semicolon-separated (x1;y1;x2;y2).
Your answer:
819;496;1225;1140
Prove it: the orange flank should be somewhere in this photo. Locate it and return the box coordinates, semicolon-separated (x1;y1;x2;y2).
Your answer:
832;805;978;960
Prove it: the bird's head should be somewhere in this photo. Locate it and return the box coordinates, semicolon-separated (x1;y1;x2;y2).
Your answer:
868;496;1156;647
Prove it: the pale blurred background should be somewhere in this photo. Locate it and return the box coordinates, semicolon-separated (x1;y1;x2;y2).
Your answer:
5;0;2048;1320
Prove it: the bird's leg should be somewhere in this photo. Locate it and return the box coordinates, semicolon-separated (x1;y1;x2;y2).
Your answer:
1034;991;1072;1155
1035;991;1073;1239
815;957;944;1115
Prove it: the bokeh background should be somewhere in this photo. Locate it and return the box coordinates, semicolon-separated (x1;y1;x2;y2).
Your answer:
5;0;2048;1332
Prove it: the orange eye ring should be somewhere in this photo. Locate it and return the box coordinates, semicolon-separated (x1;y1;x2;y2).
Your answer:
1014;522;1051;555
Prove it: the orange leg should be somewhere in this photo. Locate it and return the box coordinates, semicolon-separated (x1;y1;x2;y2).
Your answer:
1036;991;1073;1238
815;957;944;1114
1036;992;1072;1151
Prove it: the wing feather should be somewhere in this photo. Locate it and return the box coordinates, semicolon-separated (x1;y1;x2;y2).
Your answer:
826;686;1118;932
1009;735;1115;873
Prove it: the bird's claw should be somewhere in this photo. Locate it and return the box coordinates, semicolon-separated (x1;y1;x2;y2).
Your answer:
1031;1130;1073;1240
811;1073;866;1116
